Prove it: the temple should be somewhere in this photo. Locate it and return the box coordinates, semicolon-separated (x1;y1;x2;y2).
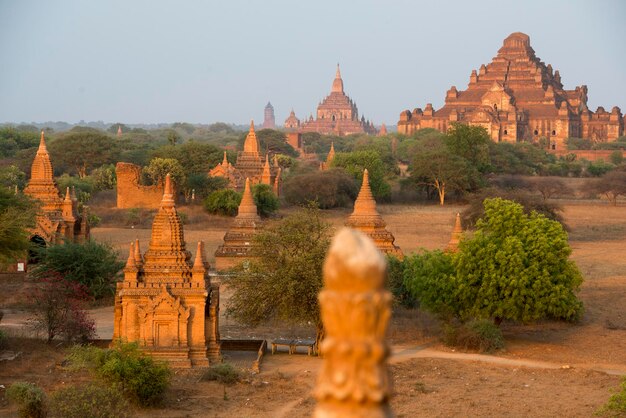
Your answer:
24;131;89;245
445;213;463;253
320;142;335;170
398;32;624;147
285;65;377;136
209;120;281;193
345;169;402;258
262;102;276;129
112;174;220;367
214;178;263;271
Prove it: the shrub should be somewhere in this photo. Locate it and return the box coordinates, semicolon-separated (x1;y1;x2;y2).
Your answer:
403;251;456;318
597;376;626;416
201;362;240;400
96;342;171;406
49;383;130;418
6;382;47;418
252;183;279;217
87;213;101;227
203;189;242;216
442;320;504;353
610;151;624;166
386;255;416;308
282;168;358;209
32;240;123;299
90;164;117;191
28;273;96;343
587;160;615;177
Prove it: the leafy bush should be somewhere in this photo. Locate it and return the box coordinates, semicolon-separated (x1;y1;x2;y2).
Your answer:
203;189;242;216
87;213;101;227
68;342;171;406
90;164;117;191
597;376;626;416
201;362;240;384
33;240;124;299
386;255;415;308
6;382;47;418
403;251;456;318
282;168;358;209
587;160;615;177
252;183;279;217
28;273;96;343
49;383;130;418
443;319;505;353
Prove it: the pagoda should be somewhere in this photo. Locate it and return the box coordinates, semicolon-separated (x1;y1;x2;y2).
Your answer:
112;174;221;367
209;121;281;193
445;213;463;253
345;169;402;258
398;32;623;146
320;142;335;171
24;131;88;244
262;102;276;129
289;65;377;136
214;178;263;271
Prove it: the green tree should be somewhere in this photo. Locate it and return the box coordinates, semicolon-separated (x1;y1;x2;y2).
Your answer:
203;189;242;216
283;168;357;209
444;123;491;172
143;157;186;188
455;198;583;324
332;150;391;201
225;205;332;344
151;141;223;176
252;183;279;217
410;148;479;205
0;165;27;189
238;129;298;157
90;164;117;191
33;240;124;298
166;129;181;146
48;131;120;178
0;188;37;266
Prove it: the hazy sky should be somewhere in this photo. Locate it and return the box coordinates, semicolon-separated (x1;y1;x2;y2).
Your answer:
1;0;624;126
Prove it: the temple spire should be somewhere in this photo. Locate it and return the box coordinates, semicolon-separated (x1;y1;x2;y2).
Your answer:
446;213;463;253
262;154;271;185
243;120;260;154
332;63;344;93
352;169;377;216
64;187;71;201
222;151;228;166
134;239;143;265
237;178;259;219
125;242;137;271
193;241;206;270
38;130;48;153
162;173;175;208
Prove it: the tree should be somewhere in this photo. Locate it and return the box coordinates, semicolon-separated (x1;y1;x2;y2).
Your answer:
444;123;491;172
203;189;242;216
143;157;186;188
166;129;181;146
48;131;120;178
238;129;298;157
527;177;573;201
283;168;358;209
588;170;626;205
455;198;583;324
332;150;392;201
0;187;37;266
410;148;479;205
151;141;223;176
225;205;332;344
252;184;279;217
33;240;124;298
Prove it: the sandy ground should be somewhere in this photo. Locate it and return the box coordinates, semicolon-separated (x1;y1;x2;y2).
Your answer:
1;201;625;416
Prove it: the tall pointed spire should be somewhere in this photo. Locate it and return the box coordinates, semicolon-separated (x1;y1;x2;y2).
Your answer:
38;130;47;153
237;178;260;220
327;142;335;164
134;239;143;265
446;213;463;253
331;63;344;93
243;120;260;154
64;187;71;202
261;154;271;185
352;169;378;216
124;242;137;272
161;173;175;208
24;130;60;210
222;151;229;166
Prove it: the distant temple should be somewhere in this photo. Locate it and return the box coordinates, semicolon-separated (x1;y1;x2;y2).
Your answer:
285;65;377;136
209;120;281;194
113;174;220;367
262;102;276;129
24;131;89;245
398;32;624;147
345;169;402;258
214;178;263;271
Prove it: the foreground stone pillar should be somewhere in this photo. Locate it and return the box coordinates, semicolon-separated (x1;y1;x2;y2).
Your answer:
314;228;393;418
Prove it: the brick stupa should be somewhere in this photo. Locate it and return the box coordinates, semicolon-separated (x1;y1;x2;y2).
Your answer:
345;169;402;258
113;174;221;367
24;131;88;244
214;178;263;271
209;120;280;193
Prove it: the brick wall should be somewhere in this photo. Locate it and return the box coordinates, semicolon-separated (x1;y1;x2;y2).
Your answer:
116;162;164;209
549;149;626;162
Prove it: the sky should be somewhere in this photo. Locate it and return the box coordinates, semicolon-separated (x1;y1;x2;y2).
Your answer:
0;0;624;126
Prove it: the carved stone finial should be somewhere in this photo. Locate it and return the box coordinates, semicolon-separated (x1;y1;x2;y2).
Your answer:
314;228;393;418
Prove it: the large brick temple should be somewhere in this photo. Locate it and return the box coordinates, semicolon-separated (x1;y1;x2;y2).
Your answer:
398;32;624;147
286;65;377;136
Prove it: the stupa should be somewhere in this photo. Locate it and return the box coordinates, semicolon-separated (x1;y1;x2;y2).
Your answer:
445;213;463;253
214;178;263;271
345;169;402;258
320;142;335;171
112;174;221;367
24;131;88;244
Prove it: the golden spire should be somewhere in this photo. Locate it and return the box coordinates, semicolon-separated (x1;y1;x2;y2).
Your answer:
161;173;175;208
134;238;143;265
243;119;260;154
327;142;335;164
125;242;137;271
262;154;271;185
331;63;344;93
222;151;228;166
446;213;463;253
237;178;259;220
38;130;47;154
193;241;206;270
64;187;71;201
352;169;377;216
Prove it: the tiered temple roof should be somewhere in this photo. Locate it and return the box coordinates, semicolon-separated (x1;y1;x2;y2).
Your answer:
24;131;88;244
214;178;263;271
345;169;402;258
113;174;220;367
288;65;377;136
398;32;623;145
